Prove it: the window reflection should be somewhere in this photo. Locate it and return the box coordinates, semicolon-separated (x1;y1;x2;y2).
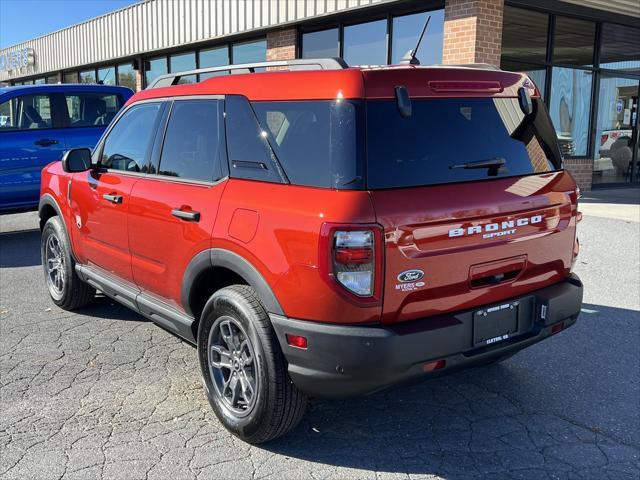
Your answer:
117;63;136;91
392;10;444;65
593;76;639;184
145;57;167;87
548;67;593;157
233;40;266;64
344;19;387;66
97;66;116;85
170;52;196;84
600;24;640;74
553;17;595;66
501;7;548;63
302;28;339;59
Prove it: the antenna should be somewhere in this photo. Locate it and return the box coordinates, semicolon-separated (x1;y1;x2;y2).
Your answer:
400;15;431;65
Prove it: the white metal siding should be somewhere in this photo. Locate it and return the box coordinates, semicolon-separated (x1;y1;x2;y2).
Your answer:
0;0;395;81
560;0;640;18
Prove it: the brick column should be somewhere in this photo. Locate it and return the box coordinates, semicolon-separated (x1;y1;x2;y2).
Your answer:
564;158;594;192
266;28;297;62
442;0;504;66
135;58;144;91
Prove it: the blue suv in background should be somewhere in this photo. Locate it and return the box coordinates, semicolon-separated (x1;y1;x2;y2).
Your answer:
0;84;133;212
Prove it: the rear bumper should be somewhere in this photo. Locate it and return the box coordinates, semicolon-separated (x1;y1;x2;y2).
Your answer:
270;274;583;398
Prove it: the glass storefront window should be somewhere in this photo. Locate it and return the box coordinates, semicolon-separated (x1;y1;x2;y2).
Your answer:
302;28;339;59
501;7;549;63
549;67;593;157
391;10;444;65
600;24;640;74
501;60;547;98
169;52;196;84
344;19;387;66
593;76;639;184
232;39;266;64
553;16;596;66
79;69;96;84
45;74;59;84
34;78;45;84
97;66;116;85
117;62;136;91
63;71;79;83
145;57;167;87
199;46;229;80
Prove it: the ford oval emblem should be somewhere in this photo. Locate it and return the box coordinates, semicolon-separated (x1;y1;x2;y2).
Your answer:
397;269;424;283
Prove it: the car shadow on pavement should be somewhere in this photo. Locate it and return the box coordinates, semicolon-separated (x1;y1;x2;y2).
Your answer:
77;295;150;323
262;303;640;478
0;228;41;268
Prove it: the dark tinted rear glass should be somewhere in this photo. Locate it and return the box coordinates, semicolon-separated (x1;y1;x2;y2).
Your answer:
158;100;223;182
367;98;562;189
251;100;365;189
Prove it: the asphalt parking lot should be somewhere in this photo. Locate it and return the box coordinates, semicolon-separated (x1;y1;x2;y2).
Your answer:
1;189;639;480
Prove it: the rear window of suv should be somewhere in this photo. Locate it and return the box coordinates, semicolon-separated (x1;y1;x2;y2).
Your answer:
366;97;562;189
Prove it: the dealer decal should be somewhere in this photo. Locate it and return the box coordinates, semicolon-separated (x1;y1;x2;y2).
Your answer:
395;269;425;292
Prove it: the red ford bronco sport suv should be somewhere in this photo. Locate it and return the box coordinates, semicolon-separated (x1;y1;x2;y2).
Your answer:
39;58;583;443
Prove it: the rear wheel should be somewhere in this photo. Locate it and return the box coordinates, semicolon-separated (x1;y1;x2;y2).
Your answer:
41;216;95;310
198;285;307;443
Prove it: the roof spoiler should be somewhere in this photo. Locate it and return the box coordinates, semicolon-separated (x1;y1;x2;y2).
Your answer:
146;57;348;89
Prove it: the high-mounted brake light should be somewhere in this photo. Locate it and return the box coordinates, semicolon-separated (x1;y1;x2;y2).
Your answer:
319;224;383;303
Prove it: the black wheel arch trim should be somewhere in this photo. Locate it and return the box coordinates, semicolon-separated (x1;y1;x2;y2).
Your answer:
38;193;66;230
181;248;284;318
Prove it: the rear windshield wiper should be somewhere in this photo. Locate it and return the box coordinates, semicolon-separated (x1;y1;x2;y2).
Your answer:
449;157;506;176
449;157;506;170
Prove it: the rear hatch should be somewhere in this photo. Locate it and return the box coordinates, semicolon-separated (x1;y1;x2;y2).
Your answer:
365;80;578;325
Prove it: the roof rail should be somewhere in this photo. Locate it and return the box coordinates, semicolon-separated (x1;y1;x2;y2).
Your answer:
146;57;348;89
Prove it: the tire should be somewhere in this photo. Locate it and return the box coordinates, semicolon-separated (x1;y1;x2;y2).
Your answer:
198;285;308;444
41;216;95;310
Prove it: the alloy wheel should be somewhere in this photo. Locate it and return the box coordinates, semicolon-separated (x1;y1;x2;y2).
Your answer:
207;316;259;416
45;234;65;298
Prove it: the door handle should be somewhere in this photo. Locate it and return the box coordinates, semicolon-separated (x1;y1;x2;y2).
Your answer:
172;208;200;222
103;193;123;204
34;138;59;147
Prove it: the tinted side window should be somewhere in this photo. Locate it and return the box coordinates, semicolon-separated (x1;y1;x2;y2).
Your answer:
251;100;365;189
0;94;52;131
64;92;123;127
225;95;285;183
101;103;161;172
158;100;222;182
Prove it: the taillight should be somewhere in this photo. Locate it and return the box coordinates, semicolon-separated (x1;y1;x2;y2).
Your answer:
601;133;609;145
333;230;375;296
319;224;383;304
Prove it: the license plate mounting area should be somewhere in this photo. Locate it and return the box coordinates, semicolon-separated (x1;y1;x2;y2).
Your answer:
473;301;519;347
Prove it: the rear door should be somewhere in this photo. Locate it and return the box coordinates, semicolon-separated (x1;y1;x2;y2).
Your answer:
70;101;164;282
0;90;66;209
366;96;579;324
128;98;227;311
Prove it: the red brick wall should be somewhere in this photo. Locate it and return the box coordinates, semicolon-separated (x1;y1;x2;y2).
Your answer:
443;0;504;66
564;158;594;192
266;28;297;62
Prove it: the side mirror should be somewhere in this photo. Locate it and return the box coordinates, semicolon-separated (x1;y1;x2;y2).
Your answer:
61;148;92;173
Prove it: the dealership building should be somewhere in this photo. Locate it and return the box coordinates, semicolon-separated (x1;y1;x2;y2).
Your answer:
0;0;638;190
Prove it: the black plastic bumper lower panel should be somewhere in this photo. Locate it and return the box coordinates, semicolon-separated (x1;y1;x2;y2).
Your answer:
270;274;583;398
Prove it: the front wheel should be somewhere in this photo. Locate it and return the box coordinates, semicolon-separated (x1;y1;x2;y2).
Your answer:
198;285;307;443
41;216;95;310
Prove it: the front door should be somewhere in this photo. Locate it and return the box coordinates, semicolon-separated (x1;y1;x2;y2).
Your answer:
0;91;66;209
69;101;164;283
128;98;226;311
